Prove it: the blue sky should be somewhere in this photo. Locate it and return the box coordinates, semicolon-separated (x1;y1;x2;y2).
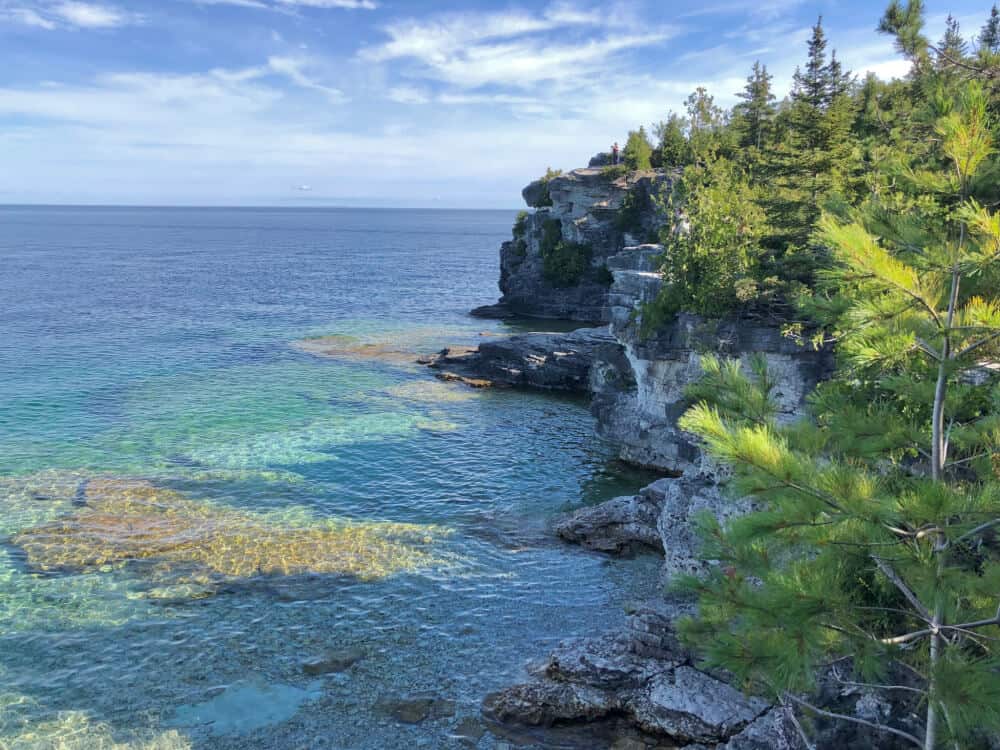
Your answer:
0;0;993;207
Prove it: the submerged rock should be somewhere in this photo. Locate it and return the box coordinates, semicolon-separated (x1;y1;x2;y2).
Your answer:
375;694;456;724
292;334;420;366
301;646;365;675
11;478;447;589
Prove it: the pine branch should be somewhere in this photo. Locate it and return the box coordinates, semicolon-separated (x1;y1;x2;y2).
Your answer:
872;556;934;621
954;517;1000;544
784;693;924;747
955;330;1000;357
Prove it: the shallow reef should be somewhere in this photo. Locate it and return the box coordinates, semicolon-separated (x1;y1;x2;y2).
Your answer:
10;477;449;588
0;693;191;750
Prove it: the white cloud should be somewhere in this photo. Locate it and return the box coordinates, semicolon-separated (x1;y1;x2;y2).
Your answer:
266;55;344;100
387;85;430;104
360;7;674;90
52;1;131;27
2;6;56;28
192;0;375;10
1;1;138;29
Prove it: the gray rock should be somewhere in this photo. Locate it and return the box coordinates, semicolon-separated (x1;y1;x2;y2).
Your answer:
719;708;805;750
521;179;550;208
545;635;674;690
482;681;617;726
424;327;615;392
553;485;666;554
375;694;455;724
592;249;835;472
630;667;769;742
477;167;671;324
301;646;364;675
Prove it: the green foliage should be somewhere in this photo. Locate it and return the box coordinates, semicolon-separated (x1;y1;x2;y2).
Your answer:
543;241;592;287
595;264;615;287
510;210;529;260
652;113;690;168
680;79;1000;750
623;127;653;171
643;156;771;325
733;61;776;151
537;217;591;287
513;210;529;237
615;188;647;235
601;164;628;179
534;167;562;207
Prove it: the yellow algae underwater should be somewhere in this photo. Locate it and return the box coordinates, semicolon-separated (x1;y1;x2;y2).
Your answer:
10;477;450;588
0;693;190;750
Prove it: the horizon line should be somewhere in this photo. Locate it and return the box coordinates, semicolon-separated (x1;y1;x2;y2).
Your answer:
0;202;524;211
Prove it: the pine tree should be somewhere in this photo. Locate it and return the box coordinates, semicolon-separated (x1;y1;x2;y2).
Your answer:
734;61;776;151
678;82;1000;750
937;15;969;71
623;126;653;171
761;18;856;265
652;113;690;168
981;5;1000;55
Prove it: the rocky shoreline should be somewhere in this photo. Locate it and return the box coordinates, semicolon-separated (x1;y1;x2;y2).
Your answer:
425;163;924;749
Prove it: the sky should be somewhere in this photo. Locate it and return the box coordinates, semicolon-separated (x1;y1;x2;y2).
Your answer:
0;0;994;207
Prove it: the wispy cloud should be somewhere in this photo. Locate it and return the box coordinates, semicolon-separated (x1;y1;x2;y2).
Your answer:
360;6;675;89
1;6;56;28
1;1;138;29
192;0;376;11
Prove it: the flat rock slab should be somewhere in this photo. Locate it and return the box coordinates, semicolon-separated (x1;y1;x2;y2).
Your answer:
425;327;615;392
167;678;322;736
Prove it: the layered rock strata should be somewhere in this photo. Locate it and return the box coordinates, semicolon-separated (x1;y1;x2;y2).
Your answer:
421;327;615;392
474;167;670;323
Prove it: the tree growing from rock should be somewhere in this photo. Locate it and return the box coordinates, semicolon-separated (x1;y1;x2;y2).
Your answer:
678;80;1000;750
623;127;654;171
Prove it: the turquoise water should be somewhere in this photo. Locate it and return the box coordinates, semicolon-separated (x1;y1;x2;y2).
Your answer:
0;206;658;748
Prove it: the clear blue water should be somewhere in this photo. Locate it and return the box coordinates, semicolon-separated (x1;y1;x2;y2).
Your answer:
0;206;658;749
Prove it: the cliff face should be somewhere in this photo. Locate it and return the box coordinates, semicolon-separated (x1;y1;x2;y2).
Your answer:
592;244;834;474
493;167;669;323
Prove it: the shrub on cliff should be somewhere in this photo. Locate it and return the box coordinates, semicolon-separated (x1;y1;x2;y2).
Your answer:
537;217;591;287
534;167;563;207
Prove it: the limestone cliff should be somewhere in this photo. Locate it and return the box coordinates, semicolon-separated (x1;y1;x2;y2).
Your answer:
592;244;834;473
477;166;669;323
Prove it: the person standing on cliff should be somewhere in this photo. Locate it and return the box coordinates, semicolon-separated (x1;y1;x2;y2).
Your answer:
611;142;620;165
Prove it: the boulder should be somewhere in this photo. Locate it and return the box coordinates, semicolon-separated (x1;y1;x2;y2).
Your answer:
719;708;805;750
482;681;617;726
553;479;671;553
630;667;769;742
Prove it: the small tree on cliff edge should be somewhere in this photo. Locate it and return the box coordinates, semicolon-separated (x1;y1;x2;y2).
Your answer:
623;127;653;171
677;81;1000;749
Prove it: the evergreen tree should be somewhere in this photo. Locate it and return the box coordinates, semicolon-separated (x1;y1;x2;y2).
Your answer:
734;61;776;151
685;86;726;161
937;15;969;71
678;82;1000;750
653;113;691;168
623;126;653;171
980;5;1000;56
761;17;856;266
